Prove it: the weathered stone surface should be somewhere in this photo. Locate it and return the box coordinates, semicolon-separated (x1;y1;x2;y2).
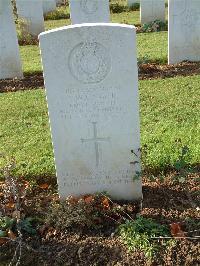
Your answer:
39;23;142;200
16;0;44;36
0;0;23;79
43;0;56;15
168;0;200;64
69;0;110;24
140;0;165;24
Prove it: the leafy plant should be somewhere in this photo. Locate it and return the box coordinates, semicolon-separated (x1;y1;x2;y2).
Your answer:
17;217;37;235
118;216;170;258
141;20;168;32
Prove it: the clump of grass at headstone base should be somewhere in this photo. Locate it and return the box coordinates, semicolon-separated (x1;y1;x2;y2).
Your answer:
118;216;172;259
44;6;70;20
16;18;38;46
128;3;140;11
45;193;138;231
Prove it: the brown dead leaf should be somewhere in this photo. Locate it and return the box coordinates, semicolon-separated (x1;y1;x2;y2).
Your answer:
7;230;17;240
102;197;110;209
84;195;94;204
6;202;15;209
39;183;49;189
0;238;9;245
170;223;185;237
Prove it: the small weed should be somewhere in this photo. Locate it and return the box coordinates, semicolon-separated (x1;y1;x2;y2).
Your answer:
173;145;194;183
118;216;171;259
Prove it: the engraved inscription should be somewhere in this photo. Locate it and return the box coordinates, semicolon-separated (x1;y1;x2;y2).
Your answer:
62;169;135;188
68;42;111;84
80;0;98;14
59;86;126;120
81;122;110;167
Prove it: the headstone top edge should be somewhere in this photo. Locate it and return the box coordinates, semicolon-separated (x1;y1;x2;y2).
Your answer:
39;23;136;39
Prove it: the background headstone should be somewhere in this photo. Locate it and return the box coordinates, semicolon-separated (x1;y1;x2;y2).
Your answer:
140;0;165;24
168;0;200;64
69;0;110;24
39;23;142;200
43;0;56;15
0;0;23;79
16;0;44;36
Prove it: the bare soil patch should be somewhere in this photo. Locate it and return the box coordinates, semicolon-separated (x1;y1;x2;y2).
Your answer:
1;62;200;93
0;174;199;266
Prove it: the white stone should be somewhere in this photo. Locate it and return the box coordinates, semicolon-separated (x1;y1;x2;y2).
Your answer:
168;0;200;64
140;0;165;24
43;0;56;15
0;0;23;79
39;23;142;201
69;0;110;24
128;0;140;7
16;0;44;36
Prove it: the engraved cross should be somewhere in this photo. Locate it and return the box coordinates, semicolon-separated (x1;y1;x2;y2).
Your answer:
81;122;110;167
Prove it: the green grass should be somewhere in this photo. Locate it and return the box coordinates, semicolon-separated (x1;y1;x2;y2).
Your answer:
0;75;199;178
0;90;54;177
20;45;42;73
19;31;168;74
140;76;200;170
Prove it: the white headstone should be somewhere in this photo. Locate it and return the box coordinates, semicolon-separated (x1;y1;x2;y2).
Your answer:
39;23;142;201
69;0;110;24
128;0;140;8
0;0;23;79
43;0;56;15
16;0;44;36
168;0;200;64
140;0;165;24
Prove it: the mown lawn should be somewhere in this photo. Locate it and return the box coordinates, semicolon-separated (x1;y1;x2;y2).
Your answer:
19;31;167;74
0;75;199;178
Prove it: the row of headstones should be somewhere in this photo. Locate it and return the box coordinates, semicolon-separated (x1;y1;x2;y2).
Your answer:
15;0;166;36
70;0;166;25
1;0;199;80
39;0;200;200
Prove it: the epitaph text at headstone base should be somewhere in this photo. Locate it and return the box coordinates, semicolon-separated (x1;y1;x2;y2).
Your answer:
0;0;23;79
69;0;110;24
16;0;44;36
140;0;165;24
168;0;200;64
39;23;142;201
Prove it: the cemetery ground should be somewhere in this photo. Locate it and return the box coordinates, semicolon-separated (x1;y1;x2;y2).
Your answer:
0;2;200;265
